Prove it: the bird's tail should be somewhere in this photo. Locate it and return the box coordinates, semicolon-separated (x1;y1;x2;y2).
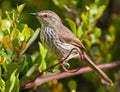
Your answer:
83;51;113;85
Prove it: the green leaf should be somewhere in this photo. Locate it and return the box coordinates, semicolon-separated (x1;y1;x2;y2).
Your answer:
38;43;47;70
66;18;77;34
19;24;34;41
6;63;18;75
81;13;88;26
20;28;39;56
90;34;96;44
95;5;106;20
26;64;37;77
39;59;46;70
5;69;17;92
34;54;42;68
0;67;5;92
52;0;66;8
52;0;77;8
11;28;19;39
77;25;84;38
6;49;14;62
17;4;25;14
95;0;109;19
1;20;11;33
20;54;33;77
5;11;13;20
38;42;47;60
0;78;5;92
12;73;19;92
94;27;102;38
106;34;112;42
68;80;77;92
90;5;98;17
24;54;33;69
52;0;59;6
0;31;4;39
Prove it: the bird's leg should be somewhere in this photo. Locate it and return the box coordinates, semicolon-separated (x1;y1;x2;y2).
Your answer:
61;48;84;72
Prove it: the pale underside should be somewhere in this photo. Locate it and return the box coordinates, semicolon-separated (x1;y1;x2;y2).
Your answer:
40;25;81;59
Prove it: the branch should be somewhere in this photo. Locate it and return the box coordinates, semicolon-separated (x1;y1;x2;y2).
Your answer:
21;61;120;89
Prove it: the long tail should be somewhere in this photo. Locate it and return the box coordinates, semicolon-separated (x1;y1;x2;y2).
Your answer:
83;51;113;85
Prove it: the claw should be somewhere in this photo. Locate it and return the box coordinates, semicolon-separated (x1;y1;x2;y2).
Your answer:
62;62;70;68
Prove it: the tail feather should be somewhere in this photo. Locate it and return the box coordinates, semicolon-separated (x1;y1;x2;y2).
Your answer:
83;51;113;85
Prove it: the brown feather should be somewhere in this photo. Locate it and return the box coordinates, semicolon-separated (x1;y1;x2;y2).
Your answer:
57;24;86;50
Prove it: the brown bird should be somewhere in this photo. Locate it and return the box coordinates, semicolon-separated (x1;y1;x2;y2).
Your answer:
30;10;113;85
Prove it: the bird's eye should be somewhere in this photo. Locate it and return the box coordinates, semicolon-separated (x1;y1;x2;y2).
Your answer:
43;14;48;17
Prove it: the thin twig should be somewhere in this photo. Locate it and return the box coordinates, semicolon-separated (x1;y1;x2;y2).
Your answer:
21;61;120;89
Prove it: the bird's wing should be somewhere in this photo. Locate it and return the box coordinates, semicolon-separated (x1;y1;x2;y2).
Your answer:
57;25;86;50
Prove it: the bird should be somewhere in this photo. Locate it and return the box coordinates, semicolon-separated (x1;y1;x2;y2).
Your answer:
30;10;113;85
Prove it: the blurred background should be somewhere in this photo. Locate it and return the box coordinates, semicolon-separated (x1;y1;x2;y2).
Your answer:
0;0;120;92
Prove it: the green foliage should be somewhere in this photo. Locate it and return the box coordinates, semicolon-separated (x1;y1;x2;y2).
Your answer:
68;80;77;92
38;42;47;70
0;4;34;92
0;0;119;92
53;0;77;8
5;69;19;92
66;18;77;35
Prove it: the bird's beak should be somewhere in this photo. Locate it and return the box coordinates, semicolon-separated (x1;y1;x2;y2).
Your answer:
30;12;43;22
30;13;38;16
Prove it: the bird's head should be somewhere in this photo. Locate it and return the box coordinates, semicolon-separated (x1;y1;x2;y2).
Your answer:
30;10;62;27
